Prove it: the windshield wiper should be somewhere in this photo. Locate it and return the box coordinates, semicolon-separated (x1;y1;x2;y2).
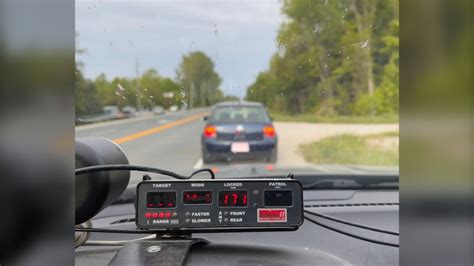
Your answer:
299;174;398;189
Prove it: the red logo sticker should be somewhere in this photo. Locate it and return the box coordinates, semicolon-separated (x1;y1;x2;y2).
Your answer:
257;208;287;222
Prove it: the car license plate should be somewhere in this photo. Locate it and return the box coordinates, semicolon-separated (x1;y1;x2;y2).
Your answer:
231;142;250;153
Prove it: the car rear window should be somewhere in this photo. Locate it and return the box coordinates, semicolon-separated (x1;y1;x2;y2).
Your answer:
210;106;270;123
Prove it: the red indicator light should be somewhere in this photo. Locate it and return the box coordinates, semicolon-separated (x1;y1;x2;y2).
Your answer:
258;209;287;222
159;212;165;218
145;212;151;218
146;192;176;209
223;194;229;205
204;125;217;138
165;212;171;219
263;125;275;137
265;165;274;171
219;191;248;207
152;212;158;218
232;193;238;204
183;191;212;204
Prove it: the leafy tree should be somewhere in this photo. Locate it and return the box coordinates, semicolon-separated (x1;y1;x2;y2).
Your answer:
245;0;399;116
75;70;102;116
176;51;223;107
221;95;240;102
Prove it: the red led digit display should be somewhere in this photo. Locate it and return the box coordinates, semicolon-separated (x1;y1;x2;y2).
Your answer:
219;191;248;207
146;192;176;208
183;191;212;204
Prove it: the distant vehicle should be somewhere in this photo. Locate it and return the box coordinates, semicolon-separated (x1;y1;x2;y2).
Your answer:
103;105;123;119
169;105;178;112
121;106;137;118
153;106;165;115
201;101;277;163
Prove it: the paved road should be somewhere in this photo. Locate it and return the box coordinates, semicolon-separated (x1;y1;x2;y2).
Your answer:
76;108;210;186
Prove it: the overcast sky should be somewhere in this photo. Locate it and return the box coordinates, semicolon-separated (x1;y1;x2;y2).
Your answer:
76;0;284;98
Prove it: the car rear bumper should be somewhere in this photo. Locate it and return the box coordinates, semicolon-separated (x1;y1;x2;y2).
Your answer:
202;138;276;161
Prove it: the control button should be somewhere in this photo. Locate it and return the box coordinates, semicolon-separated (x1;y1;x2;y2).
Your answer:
172;212;178;217
253;189;259;195
159;212;165;219
185;212;191;217
224;218;229;222
185;218;191;223
224;211;228;216
145;212;151;219
165;212;171;219
152;213;158;218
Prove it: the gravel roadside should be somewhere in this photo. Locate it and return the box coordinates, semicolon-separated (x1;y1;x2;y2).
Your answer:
274;122;399;167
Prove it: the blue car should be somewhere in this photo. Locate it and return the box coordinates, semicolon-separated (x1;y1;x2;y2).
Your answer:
201;101;278;163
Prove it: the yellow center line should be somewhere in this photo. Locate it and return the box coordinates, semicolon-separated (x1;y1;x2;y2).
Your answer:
113;112;208;145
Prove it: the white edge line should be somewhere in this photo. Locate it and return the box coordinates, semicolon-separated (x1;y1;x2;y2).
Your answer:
193;158;203;169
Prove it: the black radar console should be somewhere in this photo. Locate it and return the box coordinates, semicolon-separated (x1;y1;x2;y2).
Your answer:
135;179;304;232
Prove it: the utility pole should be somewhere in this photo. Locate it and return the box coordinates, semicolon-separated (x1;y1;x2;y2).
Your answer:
189;81;194;109
135;57;142;115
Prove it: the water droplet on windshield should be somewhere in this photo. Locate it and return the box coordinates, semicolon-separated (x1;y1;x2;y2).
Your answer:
313;24;321;33
277;43;286;57
361;40;369;49
213;24;219;37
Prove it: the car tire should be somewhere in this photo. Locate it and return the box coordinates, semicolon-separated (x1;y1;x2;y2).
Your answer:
202;153;214;164
268;147;277;163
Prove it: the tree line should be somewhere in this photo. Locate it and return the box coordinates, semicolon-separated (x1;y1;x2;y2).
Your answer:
245;0;399;116
76;50;232;116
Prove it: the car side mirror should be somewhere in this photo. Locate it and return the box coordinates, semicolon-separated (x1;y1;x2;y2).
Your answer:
203;116;208;121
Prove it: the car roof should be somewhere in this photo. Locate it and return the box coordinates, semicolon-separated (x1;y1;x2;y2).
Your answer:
214;101;264;108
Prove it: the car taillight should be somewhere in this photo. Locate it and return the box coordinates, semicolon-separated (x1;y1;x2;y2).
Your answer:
263;125;275;137
204;125;217;138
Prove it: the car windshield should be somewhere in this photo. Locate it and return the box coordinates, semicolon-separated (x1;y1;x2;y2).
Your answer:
210;106;270;123
75;0;399;187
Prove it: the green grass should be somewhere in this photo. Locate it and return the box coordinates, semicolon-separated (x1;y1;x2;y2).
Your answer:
367;130;400;138
270;112;399;124
300;133;399;166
